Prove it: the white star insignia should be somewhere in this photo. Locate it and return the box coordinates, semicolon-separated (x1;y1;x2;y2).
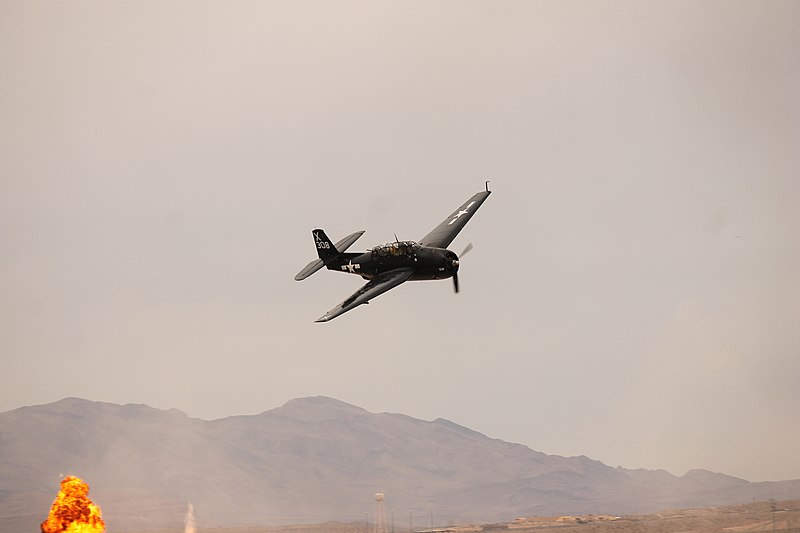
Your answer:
448;201;476;225
341;260;361;273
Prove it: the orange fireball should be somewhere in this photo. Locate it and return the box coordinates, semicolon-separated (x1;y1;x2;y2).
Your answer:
41;476;105;533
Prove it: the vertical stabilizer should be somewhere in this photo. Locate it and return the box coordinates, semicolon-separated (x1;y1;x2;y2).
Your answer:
313;229;339;262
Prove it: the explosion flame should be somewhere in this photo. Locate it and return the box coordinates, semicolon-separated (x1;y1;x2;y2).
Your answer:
41;476;105;533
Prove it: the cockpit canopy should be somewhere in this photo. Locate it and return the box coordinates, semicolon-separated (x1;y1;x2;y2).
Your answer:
372;240;418;257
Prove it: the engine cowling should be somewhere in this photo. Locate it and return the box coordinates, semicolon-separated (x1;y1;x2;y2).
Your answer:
412;246;459;280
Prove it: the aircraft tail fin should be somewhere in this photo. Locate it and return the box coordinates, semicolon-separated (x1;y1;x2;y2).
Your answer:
295;229;366;281
313;228;339;261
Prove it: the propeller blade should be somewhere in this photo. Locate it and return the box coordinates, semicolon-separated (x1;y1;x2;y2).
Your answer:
453;272;460;294
460;242;474;257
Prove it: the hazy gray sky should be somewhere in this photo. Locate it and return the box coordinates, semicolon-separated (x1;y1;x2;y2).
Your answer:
2;1;799;483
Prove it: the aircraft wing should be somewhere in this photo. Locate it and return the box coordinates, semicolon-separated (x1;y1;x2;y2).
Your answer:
418;189;491;249
315;268;415;322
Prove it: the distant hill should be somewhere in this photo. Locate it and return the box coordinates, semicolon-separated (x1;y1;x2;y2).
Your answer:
2;397;800;532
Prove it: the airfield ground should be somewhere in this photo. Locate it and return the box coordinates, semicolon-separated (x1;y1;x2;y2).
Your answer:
125;499;800;533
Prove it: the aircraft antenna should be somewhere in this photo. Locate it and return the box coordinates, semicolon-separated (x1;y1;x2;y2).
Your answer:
394;233;399;243
485;180;490;192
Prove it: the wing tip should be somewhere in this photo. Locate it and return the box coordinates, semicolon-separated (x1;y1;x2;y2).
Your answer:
315;308;342;322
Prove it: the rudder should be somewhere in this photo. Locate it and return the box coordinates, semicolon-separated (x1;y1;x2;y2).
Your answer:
313;229;339;262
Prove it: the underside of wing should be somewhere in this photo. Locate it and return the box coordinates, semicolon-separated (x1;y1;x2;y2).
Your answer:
419;190;491;249
315;268;414;322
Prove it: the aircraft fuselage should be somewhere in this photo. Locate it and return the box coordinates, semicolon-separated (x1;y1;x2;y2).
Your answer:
330;241;459;281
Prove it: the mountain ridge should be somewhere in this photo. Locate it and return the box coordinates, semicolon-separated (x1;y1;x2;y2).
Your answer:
2;396;799;532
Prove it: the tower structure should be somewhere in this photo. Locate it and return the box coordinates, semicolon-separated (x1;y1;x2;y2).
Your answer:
374;493;387;533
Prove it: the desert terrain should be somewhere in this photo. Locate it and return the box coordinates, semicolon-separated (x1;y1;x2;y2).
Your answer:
9;398;800;532
122;499;800;533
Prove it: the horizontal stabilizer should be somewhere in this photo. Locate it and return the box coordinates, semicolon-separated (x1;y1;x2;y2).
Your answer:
333;230;365;255
294;230;366;281
294;258;325;281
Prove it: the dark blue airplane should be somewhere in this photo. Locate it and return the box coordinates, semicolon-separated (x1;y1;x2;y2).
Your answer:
295;184;492;322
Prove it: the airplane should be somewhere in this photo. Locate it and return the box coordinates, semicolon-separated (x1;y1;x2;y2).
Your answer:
295;183;492;322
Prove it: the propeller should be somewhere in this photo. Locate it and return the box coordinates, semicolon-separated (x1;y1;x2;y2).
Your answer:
452;243;473;294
